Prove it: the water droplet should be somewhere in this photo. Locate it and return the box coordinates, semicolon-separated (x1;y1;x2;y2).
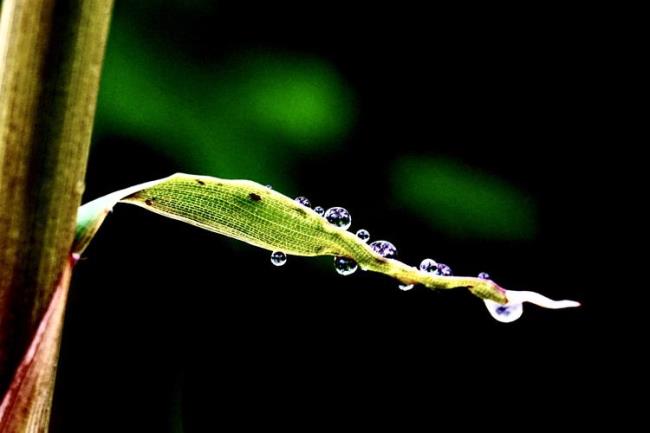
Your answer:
484;299;523;323
398;283;414;291
484;289;579;323
356;229;370;242
334;256;357;276
265;184;273;189
419;258;438;273
478;272;490;280
369;240;398;259
436;263;452;276
324;207;352;230
313;206;325;216
295;196;311;208
270;251;287;266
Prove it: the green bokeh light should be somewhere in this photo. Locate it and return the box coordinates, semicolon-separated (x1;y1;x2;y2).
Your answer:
95;20;355;191
238;54;355;148
392;157;537;240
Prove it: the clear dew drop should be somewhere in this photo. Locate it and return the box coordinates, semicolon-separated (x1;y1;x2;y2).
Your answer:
369;240;398;259
398;283;414;291
478;272;490;280
295;196;311;208
270;251;287;266
356;229;370;242
484;299;524;323
419;258;438;273
436;263;452;276
313;206;325;216
334;256;358;276
324;207;352;230
265;184;273;189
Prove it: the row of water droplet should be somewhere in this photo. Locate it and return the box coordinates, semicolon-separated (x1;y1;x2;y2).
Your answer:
269;194;490;290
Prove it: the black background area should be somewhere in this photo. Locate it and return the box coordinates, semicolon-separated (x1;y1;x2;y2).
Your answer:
51;2;609;431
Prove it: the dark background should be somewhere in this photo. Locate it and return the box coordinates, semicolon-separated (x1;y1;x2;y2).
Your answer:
51;1;606;431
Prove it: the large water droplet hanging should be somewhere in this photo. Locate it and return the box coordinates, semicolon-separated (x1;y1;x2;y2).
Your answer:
356;229;370;243
270;251;287;266
478;272;490;280
484;299;523;323
324;207;352;230
295;196;311;208
419;258;438;273
369;240;398;259
313;206;325;216
398;283;414;291
334;256;358;276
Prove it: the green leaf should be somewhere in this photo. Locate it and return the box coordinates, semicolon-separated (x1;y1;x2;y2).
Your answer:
74;174;510;304
74;173;582;322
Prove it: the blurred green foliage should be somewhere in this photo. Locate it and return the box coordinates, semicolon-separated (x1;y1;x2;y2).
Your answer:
392;157;537;239
94;8;537;241
95;20;355;191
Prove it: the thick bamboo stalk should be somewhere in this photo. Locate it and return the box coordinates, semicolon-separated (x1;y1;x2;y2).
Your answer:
0;0;113;414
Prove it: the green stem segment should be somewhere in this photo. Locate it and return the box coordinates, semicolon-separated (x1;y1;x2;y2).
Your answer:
76;173;509;304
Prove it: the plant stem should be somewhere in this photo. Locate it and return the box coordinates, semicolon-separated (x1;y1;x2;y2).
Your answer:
0;256;74;432
0;0;113;404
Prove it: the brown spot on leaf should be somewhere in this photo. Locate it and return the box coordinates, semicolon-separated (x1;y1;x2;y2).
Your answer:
248;193;262;202
195;179;205;185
